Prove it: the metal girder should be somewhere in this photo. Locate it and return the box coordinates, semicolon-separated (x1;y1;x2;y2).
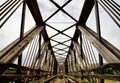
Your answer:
84;75;120;81
85;26;120;60
0;26;36;59
50;0;77;22
65;59;68;74
84;63;120;72
0;63;45;74
54;49;68;53
43;50;52;70
0;26;44;63
41;46;49;66
53;58;57;75
51;39;71;48
71;0;95;49
36;41;49;69
26;0;57;64
69;49;76;69
1;0;120;82
26;0;44;25
41;28;49;42
78;0;94;25
73;41;85;69
40;28;57;62
78;26;120;63
45;0;72;22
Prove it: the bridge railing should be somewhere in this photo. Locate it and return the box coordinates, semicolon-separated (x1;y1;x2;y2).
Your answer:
66;25;120;82
65;0;120;82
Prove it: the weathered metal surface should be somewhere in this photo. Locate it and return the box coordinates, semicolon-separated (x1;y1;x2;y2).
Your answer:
0;0;120;82
78;26;120;63
85;26;120;60
26;0;43;25
78;0;94;25
0;26;44;63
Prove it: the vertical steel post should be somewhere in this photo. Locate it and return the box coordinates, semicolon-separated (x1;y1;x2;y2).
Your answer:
65;59;68;74
73;49;77;64
53;58;57;75
38;33;41;59
67;59;70;73
79;31;83;59
79;30;84;80
68;54;71;72
69;54;73;73
17;0;26;83
37;33;41;79
94;0;104;83
18;0;26;66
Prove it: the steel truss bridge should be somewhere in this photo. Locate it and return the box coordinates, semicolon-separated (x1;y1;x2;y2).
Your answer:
0;0;120;83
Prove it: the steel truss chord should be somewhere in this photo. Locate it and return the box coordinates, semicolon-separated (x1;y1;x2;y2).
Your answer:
0;26;44;63
78;26;120;63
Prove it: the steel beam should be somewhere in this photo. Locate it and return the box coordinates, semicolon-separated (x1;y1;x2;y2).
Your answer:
73;41;85;69
0;26;36;59
78;26;120;63
94;0;104;82
78;0;94;25
26;0;44;25
85;26;120;60
65;59;68;74
53;58;57;75
17;2;26;81
84;75;120;81
0;26;44;63
36;41;49;69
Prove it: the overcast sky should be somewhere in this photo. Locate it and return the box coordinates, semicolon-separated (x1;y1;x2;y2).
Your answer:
0;0;120;64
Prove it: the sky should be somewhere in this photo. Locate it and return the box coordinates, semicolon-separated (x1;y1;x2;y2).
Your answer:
0;0;120;64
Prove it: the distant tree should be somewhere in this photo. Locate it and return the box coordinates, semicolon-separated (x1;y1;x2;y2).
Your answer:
103;68;114;74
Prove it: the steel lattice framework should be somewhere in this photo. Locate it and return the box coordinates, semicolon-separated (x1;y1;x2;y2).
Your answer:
0;0;120;83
